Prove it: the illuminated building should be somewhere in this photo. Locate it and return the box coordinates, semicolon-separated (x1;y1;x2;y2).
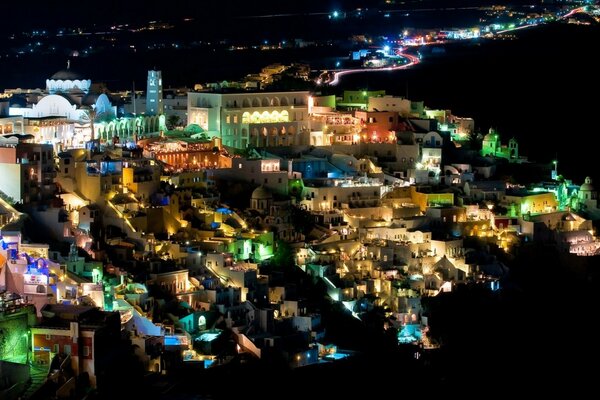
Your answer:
0;116;24;134
0;292;35;364
46;64;91;94
301;176;388;211
309;111;360;146
368;95;412;117
426;205;467;225
337;90;386;110
0;232;61;315
209;155;291;195
31;304;120;388
338;134;418;176
355;110;402;141
247;186;303;242
143;136;231;171
578;177;598;211
149;270;191;297
8;66;110;127
56;152;161;204
558;230;600;256
0;139;56;203
438;115;475;141
187;91;310;149
4;67;165;147
146;70;163;116
463;180;505;201
481;128;520;161
419;131;443;174
410;187;454;212
502;189;558;216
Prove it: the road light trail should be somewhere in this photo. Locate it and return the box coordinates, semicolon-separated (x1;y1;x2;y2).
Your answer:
328;50;420;86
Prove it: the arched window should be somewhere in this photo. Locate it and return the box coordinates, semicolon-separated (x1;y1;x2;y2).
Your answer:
198;315;207;331
242;112;250;124
261;111;271;123
280;110;289;122
251;112;261;124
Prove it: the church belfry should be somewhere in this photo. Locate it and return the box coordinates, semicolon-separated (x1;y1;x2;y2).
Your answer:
146;70;163;116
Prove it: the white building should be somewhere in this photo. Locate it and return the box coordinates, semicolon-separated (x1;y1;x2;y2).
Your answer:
368;95;412;117
187;91;311;149
301;177;390;211
208;156;291;195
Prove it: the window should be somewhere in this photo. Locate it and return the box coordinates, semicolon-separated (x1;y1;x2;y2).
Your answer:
64;168;68;174
278;178;282;183
323;196;327;200
53;344;59;353
233;115;238;123
83;346;90;357
46;334;51;340
64;345;71;355
226;115;231;123
239;163;242;169
334;196;337;200
64;158;70;165
264;178;268;184
389;117;393;122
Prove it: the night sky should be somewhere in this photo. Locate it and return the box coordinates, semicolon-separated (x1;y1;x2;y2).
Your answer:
1;1;538;32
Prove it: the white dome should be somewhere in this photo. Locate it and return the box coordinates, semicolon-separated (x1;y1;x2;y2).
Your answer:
251;185;272;200
580;177;594;192
46;68;91;94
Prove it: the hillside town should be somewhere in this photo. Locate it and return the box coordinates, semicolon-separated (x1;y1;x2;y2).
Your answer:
0;66;598;399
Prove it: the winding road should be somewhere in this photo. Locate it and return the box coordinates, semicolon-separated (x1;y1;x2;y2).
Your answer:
328;50;421;86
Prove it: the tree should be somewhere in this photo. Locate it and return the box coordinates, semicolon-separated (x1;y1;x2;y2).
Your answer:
80;108;110;141
166;115;181;130
467;131;481;150
270;240;295;270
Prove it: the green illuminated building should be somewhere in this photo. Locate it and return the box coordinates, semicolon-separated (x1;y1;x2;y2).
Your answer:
481;128;519;161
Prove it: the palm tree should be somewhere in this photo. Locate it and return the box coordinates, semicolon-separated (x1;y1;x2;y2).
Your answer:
80;108;109;141
166;115;181;130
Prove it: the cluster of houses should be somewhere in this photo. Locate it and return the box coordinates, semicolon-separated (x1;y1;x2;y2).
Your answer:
0;69;598;398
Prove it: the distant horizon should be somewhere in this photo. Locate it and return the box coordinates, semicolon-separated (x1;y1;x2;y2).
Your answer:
0;0;546;33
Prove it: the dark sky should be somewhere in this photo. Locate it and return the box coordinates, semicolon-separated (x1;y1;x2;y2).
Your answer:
2;1;355;30
1;1;536;32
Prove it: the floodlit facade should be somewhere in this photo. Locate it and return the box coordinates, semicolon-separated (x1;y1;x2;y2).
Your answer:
187;91;311;149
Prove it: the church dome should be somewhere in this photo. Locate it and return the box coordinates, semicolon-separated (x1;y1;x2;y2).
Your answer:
51;69;85;80
580;177;595;192
483;132;497;141
47;64;91;94
251;185;272;200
